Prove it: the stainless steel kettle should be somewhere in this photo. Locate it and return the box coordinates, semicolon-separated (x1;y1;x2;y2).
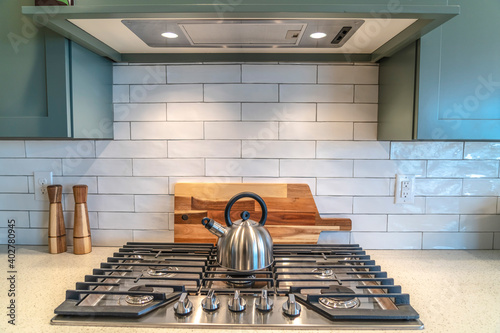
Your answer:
201;192;273;272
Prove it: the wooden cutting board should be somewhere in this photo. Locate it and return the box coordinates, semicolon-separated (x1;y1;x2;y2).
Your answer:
174;183;351;244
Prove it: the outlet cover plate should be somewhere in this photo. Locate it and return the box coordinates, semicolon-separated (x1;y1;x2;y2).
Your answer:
34;171;53;201
395;174;415;204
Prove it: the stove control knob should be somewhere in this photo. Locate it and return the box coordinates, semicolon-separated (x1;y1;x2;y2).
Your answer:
228;290;246;312
174;292;193;316
201;290;220;311
255;290;273;312
282;294;301;317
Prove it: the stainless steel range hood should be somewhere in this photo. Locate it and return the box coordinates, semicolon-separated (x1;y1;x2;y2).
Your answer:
22;0;459;63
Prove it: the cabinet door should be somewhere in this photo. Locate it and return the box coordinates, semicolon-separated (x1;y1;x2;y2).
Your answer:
417;0;500;140
0;0;71;138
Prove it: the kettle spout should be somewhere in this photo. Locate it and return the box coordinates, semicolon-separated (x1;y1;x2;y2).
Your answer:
201;218;226;238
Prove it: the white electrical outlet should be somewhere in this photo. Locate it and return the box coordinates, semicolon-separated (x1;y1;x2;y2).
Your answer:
34;171;53;201
395;174;415;204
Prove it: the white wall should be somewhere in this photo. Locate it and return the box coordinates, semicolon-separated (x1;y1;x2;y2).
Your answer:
0;63;499;249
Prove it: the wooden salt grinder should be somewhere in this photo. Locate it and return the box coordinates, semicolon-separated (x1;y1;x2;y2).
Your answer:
73;185;92;254
47;185;67;254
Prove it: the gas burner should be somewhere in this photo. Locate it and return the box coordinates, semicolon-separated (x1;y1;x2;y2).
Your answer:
129;251;152;259
147;265;179;277
312;268;334;278
124;286;154;305
225;274;255;288
319;286;360;309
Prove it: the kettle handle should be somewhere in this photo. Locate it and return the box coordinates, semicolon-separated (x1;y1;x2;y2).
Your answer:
224;192;268;227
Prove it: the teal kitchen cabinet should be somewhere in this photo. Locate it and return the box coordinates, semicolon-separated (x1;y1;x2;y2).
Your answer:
0;0;113;139
378;0;500;140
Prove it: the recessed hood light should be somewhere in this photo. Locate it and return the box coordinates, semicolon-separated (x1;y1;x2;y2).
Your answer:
310;32;327;39
161;32;178;38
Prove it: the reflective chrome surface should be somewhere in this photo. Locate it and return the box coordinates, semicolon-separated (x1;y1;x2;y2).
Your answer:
52;294;424;330
215;219;273;272
228;290;246;312
201;290;220;312
173;293;193;316
282;294;301;317
255;290;273;312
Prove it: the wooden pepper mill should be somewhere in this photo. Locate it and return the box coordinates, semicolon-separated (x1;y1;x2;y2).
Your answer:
73;185;92;254
47;185;67;254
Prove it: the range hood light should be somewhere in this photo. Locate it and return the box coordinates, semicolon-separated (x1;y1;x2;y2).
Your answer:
310;32;327;39
161;32;178;38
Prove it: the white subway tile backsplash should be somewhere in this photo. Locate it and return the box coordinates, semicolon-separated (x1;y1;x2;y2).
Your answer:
206;122;278;140
63;159;132;176
134;230;174;242
167;103;240;121
427;160;498;178
98;177;169;194
426;197;497;214
351;232;422;249
0;194;48;210
96;141;167;158
131;122;203;140
391;142;463;159
114;65;166;84
92;229;133;246
169;177;242;193
113;122;130;140
314;196;353;214
317;141;389;159
463;179;500;196
65;194;135;212
0;228;48;245
325;214;387;232
0;159;62;176
168;65;240;83
318;65;378;84
280;123;353;140
2;63;499;249
242;103;316;121
423;233;493;250
99;212;168;229
280;84;353;103
114;103;167;122
206;159;279;177
413;179;462;196
26;140;95;158
353;123;377;140
169;140;240;158
280;160;353;177
317;104;377;122
113;85;129;103
242;141;314;158
242;177;316;194
388;215;459;232
205;84;278;102
0;141;25;157
354;85;378;103
353;197;425;214
318;178;390;196
464;142;500;159
317;231;350;244
0;211;29;227
130;84;203;102
242;65;316;83
133;159;204;176
354;160;426;178
460;215;500;232
0;176;28;193
135;195;174;213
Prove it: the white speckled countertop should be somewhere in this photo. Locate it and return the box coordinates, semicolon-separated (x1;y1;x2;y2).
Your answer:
1;247;499;333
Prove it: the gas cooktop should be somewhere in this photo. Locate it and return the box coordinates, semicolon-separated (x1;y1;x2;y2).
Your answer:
51;242;423;330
